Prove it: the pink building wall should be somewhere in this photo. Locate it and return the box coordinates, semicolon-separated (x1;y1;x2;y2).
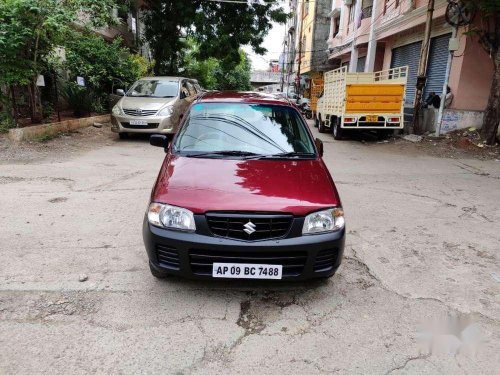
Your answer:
449;35;493;111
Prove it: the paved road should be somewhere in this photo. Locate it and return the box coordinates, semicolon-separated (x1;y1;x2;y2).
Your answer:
1;125;499;374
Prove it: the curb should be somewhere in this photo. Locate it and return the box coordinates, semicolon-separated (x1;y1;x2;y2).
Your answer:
8;114;111;142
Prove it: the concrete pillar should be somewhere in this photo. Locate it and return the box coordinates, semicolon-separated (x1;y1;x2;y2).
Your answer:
365;0;380;72
348;0;362;73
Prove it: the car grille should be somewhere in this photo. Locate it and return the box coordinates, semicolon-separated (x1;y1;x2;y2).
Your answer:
156;244;180;270
314;249;338;272
123;108;158;116
206;213;293;241
121;122;159;129
189;249;307;277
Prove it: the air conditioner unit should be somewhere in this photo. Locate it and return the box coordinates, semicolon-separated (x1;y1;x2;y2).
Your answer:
344;0;353;5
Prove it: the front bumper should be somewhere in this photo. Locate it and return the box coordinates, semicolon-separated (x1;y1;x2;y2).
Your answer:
143;215;345;280
111;114;176;134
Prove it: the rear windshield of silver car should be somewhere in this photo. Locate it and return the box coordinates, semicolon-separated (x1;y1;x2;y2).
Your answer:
127;80;179;98
173;103;316;156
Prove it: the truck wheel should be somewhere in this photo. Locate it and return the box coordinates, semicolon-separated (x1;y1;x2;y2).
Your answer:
318;117;326;133
333;119;343;140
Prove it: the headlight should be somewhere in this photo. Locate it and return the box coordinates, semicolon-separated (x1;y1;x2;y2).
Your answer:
158;106;173;117
302;207;344;235
112;104;123;116
147;203;196;232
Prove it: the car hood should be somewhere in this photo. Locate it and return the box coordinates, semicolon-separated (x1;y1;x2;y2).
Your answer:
119;96;176;111
151;155;341;216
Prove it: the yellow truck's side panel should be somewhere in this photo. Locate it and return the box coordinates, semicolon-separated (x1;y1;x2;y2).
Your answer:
310;79;324;112
346;84;405;113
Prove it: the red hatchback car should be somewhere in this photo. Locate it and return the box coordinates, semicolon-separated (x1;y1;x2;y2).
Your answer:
143;92;345;280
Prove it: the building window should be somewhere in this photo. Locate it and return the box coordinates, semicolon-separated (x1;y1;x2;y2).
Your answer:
384;0;400;15
349;0;357;25
334;16;340;36
362;0;373;19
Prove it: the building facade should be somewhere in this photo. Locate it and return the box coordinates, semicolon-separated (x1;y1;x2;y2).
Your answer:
326;0;494;132
294;0;337;98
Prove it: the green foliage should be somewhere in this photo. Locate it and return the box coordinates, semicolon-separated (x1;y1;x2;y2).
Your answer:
0;109;16;133
0;0;118;88
60;82;95;117
141;0;287;75
215;51;252;91
185;43;252;91
64;31;146;96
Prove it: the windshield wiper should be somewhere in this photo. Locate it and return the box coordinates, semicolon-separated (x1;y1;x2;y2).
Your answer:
257;152;316;159
184;150;264;159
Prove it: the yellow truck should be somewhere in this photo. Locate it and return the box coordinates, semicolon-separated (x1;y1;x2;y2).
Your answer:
316;66;408;140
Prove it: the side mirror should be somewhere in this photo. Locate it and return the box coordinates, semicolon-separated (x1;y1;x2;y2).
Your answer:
150;134;169;152
315;138;323;157
116;88;125;96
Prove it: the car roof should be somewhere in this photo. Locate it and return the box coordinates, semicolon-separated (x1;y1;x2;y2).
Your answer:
138;76;198;82
196;91;293;106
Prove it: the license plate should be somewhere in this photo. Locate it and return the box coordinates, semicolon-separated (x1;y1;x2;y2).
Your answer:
212;263;282;279
129;120;148;125
366;115;378;122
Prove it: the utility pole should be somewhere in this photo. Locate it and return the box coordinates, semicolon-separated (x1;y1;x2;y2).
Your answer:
412;0;435;134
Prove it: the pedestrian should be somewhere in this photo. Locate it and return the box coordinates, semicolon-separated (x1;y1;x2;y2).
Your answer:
424;92;441;109
445;86;454;108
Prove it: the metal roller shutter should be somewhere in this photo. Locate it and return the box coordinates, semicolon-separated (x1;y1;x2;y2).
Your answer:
424;33;452;99
390;41;421;105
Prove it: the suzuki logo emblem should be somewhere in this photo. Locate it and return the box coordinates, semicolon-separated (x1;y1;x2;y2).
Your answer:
243;221;256;235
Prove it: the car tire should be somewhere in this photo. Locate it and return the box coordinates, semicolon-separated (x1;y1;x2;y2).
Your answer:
149;262;168;279
118;132;128;139
333;119;343;140
318;117;325;133
314;116;319;128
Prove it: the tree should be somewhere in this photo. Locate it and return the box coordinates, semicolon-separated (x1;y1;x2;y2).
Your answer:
215;50;252;91
64;30;149;97
141;0;287;75
464;0;500;145
0;0;117;123
184;41;252;91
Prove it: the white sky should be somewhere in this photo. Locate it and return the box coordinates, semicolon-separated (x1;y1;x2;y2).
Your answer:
243;3;289;71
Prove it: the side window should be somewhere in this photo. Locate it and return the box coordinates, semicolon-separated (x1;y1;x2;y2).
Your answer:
194;83;202;93
181;81;190;98
186;81;196;97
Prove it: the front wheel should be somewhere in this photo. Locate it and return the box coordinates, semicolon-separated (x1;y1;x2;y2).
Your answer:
333;119;343;140
305;111;313;120
314;116;319;128
318;117;326;133
118;132;128;139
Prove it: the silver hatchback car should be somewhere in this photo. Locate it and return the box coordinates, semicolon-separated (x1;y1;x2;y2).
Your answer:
111;77;201;138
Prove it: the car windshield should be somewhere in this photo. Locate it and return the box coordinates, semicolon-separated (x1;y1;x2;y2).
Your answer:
127;80;179;98
173;103;316;158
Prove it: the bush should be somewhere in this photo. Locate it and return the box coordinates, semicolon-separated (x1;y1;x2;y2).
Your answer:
64;31;149;97
61;82;95;117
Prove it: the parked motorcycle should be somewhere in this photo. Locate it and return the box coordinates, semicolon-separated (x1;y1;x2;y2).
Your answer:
299;102;313;119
